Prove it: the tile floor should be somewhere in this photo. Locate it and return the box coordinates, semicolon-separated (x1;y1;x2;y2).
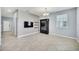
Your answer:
1;32;79;51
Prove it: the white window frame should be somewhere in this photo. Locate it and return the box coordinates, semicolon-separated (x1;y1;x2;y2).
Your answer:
56;14;68;29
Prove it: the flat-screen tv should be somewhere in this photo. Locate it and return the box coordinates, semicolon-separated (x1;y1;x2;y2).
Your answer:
24;21;33;28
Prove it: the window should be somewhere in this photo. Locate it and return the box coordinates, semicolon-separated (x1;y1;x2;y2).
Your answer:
56;14;68;29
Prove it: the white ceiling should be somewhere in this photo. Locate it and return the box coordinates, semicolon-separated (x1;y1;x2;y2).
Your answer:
1;7;17;17
1;7;74;17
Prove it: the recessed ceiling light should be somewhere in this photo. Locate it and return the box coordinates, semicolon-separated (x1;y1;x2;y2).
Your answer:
43;8;49;16
43;13;49;16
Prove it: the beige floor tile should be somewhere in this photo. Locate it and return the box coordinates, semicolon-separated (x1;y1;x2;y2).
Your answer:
1;32;79;51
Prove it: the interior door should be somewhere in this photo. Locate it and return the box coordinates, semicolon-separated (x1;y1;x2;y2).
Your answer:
40;19;49;34
3;21;10;31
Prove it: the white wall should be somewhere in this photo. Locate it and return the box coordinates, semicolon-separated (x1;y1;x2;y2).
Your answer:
17;9;39;37
77;7;79;38
0;8;1;46
13;11;18;36
49;8;77;37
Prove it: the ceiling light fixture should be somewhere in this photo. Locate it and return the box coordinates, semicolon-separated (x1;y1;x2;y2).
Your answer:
43;8;49;16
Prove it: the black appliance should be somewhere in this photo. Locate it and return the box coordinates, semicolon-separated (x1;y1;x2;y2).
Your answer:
40;19;49;34
24;21;33;28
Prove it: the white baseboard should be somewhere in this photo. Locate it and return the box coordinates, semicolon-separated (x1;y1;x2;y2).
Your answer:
17;32;38;38
49;33;79;41
55;34;77;39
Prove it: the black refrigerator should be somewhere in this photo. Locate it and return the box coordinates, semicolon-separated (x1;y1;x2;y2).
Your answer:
40;19;49;34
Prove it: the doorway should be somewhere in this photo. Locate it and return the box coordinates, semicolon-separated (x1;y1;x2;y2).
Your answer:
3;21;11;32
40;19;49;34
